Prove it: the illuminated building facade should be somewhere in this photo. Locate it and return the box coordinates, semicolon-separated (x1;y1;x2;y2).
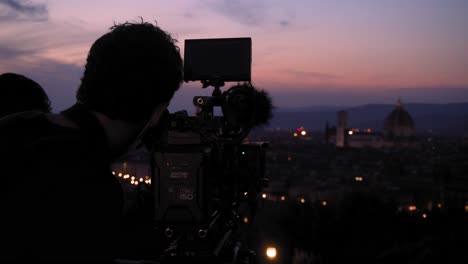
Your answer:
326;98;418;148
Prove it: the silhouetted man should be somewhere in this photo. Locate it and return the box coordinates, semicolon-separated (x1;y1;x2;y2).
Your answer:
0;72;51;117
0;21;183;262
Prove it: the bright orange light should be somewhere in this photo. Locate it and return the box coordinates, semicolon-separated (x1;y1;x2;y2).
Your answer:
266;247;277;259
118;173;122;177
408;205;417;211
131;176;135;180
280;196;286;201
348;131;353;135
301;130;307;136
422;213;427;219
262;193;267;199
366;128;372;133
139;178;143;182
243;217;249;223
322;201;327;206
465;205;468;212
293;132;298;137
300;198;305;204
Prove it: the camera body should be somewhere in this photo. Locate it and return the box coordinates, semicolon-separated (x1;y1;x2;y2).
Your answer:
143;38;270;263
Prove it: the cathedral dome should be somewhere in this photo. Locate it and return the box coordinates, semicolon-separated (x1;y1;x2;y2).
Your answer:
384;98;415;138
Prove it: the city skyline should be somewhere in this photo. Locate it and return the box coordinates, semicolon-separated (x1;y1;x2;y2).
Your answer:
1;0;467;110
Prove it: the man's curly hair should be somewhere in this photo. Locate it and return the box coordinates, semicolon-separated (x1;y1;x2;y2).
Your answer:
77;21;183;122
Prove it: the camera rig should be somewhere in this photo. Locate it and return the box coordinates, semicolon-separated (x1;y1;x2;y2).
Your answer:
133;37;273;264
141;80;271;264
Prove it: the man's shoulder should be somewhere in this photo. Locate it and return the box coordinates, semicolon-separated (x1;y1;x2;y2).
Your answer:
0;110;46;128
0;111;48;143
0;111;84;151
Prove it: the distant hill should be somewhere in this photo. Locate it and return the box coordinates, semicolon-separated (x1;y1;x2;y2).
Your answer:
268;102;468;137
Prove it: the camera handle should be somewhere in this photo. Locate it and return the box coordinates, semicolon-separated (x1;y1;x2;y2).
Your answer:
201;79;225;97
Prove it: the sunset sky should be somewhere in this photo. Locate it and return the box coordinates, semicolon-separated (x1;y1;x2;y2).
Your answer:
1;0;467;111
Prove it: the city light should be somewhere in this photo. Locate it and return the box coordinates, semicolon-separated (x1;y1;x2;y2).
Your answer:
244;192;248;196
301;130;307;136
118;173;122;177
322;201;328;206
300;198;305;204
355;176;364;182
465;205;468;213
280;196;286;201
408;205;417;211
262;193;267;199
266;247;277;259
139;178;143;182
293;132;298;137
348;131;353;135
112;171;116;175
437;203;442;209
243;217;249;223
422;213;427;219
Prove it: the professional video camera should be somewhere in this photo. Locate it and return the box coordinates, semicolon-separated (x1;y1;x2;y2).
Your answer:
140;38;273;264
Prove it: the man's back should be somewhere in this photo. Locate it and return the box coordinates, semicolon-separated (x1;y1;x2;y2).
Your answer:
0;110;122;262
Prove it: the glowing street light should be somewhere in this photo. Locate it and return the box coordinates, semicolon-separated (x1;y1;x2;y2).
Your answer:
262;193;267;199
300;130;307;136
300;198;305;204
348;131;354;135
422;213;427;219
408;205;417;211
280;196;286;201
266;247;277;259
243;217;249;224
293;132;298;137
322;201;328;206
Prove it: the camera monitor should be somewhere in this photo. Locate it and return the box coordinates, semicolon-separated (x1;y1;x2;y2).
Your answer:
184;37;251;82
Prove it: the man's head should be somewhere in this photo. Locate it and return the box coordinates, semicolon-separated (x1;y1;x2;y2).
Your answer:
0;73;51;117
77;21;183;123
